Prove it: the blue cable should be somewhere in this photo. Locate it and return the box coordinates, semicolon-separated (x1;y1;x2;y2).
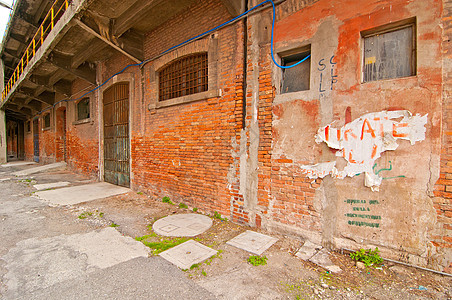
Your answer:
35;0;307;115
269;0;311;68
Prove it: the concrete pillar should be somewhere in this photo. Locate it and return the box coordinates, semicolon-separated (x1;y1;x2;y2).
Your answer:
0;109;6;163
0;59;5;163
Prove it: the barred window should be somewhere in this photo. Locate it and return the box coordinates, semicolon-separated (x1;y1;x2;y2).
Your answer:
159;53;208;101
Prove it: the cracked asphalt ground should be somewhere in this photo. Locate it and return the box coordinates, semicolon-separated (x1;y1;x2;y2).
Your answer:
1;163;451;300
0;164;214;300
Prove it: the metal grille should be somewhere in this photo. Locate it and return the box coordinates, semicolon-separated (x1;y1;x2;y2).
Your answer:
159;52;208;101
103;82;130;187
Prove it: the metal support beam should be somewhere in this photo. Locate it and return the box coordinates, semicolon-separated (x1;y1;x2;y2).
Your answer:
75;19;141;63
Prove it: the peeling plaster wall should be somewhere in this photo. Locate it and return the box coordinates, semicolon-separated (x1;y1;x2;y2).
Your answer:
261;0;449;272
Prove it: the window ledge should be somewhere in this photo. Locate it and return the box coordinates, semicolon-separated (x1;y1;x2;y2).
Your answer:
42;127;51;131
73;118;92;125
274;89;311;105
155;90;220;109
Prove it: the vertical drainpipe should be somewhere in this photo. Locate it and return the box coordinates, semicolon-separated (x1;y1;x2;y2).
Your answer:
242;0;248;129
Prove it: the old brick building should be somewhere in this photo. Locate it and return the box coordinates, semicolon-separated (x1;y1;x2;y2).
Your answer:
0;0;451;273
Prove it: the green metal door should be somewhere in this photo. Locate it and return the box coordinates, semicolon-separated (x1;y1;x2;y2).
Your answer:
103;82;130;187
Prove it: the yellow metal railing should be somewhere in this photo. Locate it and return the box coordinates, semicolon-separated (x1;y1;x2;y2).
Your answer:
1;0;70;104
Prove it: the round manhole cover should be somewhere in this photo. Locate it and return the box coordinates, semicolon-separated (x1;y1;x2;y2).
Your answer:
153;213;213;237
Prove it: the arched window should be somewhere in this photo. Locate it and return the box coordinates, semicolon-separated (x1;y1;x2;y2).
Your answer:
158;52;208;101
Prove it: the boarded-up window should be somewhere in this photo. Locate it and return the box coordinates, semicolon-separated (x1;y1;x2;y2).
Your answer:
77;98;90;120
281;49;311;93
43;114;50;129
363;23;416;82
159;53;208;101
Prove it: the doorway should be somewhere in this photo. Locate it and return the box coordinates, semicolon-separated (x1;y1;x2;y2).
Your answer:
103;82;130;187
56;108;67;161
33;118;39;162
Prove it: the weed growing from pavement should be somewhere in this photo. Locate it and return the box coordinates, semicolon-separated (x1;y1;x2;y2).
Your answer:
137;192;143;195
78;211;104;220
78;213;88;219
109;222;119;227
212;211;227;221
247;255;267;266
162;196;174;205
350;248;383;267
201;270;207;276
193;207;198;212
142;237;188;255
135;233;157;241
178;203;188;209
190;263;200;270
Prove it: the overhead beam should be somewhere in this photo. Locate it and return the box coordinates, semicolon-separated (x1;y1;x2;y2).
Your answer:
5;104;32;118
16;89;55;106
71;37;108;68
13;97;41;112
9;33;29;46
48;51;96;85
220;0;245;16
4;49;21;61
113;0;165;37
75;19;141;63
17;12;39;30
28;75;71;97
117;29;144;62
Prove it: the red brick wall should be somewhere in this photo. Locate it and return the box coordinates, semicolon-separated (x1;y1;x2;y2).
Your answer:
66;79;99;177
24;127;33;161
433;0;452;273
128;0;244;217
256;0;448;272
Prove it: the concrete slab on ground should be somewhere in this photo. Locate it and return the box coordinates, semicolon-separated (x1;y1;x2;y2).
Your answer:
16;257;216;300
226;230;278;255
2;227;149;298
1;161;37;167
309;248;342;273
159;240;217;270
12;162;67;176
295;240;322;260
153;213;213;237
33;181;71;191
34;182;130;206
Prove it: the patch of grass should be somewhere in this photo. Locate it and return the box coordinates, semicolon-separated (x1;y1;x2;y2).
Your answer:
190;263;200;270
135;233;157;241
193;207;198;212
162;196;174;205
212;211;227;221
178;203;188;209
78;213;88;219
350;248;383;267
110;222;119;227
247;255;267;266
99;212;104;218
137;191;143;195
142;237;188;255
201;270;207;276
